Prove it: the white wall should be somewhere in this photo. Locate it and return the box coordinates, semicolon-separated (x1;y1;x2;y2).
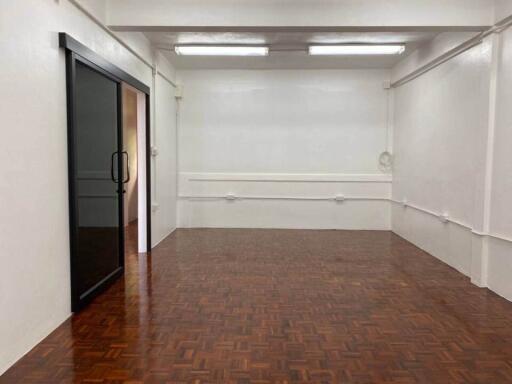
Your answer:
152;64;178;245
392;37;492;275
495;0;512;21
0;0;177;374
392;26;512;302
487;27;512;299
177;69;392;229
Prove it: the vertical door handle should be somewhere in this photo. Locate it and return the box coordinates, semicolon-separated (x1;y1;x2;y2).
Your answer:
122;151;130;184
111;151;119;183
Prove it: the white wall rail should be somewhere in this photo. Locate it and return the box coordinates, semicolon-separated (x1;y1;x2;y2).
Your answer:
180;194;390;201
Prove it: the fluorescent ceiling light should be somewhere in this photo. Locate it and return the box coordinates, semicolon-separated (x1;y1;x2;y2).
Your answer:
174;46;269;56
308;45;405;55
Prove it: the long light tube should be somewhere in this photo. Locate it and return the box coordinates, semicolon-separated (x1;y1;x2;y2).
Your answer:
309;45;405;55
175;45;269;56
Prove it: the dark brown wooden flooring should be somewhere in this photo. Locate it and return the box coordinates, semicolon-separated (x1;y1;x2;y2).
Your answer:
2;227;512;383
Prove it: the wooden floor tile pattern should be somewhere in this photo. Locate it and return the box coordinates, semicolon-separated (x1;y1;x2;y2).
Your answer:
2;226;512;383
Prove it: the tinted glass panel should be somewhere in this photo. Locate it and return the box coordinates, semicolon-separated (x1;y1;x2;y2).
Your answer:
75;62;120;298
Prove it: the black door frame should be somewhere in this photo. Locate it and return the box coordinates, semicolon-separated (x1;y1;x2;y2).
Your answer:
60;33;152;312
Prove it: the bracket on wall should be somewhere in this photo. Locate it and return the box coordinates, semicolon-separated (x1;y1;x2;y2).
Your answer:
175;85;183;99
225;193;237;200
439;213;450;223
151;146;158;157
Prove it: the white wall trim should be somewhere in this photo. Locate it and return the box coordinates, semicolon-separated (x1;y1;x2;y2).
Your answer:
179;193;389;202
183;172;392;183
180;195;389;201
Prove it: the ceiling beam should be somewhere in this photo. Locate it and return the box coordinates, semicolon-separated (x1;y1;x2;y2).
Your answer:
106;0;494;31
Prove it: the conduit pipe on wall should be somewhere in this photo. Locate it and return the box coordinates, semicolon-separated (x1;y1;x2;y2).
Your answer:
391;14;512;88
179;194;512;244
180;194;388;202
388;199;512;244
156;70;177;88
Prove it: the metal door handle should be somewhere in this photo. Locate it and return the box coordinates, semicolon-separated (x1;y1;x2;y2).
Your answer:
110;151;119;183
122;151;130;183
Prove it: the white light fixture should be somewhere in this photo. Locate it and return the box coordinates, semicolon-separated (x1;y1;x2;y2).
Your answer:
174;45;269;56
308;45;405;56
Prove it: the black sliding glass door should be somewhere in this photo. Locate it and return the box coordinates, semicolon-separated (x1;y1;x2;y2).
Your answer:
74;61;124;306
61;33;151;312
67;56;125;311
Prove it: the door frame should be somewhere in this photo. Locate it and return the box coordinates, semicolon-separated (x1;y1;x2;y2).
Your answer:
60;33;152;311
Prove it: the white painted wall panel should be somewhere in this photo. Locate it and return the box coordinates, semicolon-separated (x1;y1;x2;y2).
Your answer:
177;69;391;229
392;28;512;302
490;28;512;238
488;238;512;300
178;70;390;174
179;199;390;230
495;0;512;22
392;42;492;226
485;27;512;301
152;73;178;245
178;172;391;228
392;205;473;276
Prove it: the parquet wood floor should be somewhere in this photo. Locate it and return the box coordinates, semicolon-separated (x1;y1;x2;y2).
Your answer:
2;227;512;383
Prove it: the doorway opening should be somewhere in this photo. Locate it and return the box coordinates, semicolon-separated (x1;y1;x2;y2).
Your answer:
122;84;149;256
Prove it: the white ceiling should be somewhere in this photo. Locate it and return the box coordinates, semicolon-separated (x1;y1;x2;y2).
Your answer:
145;30;440;70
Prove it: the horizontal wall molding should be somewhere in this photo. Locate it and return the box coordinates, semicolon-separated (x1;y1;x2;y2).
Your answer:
390;199;512;244
180;194;389;201
182;172;392;183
